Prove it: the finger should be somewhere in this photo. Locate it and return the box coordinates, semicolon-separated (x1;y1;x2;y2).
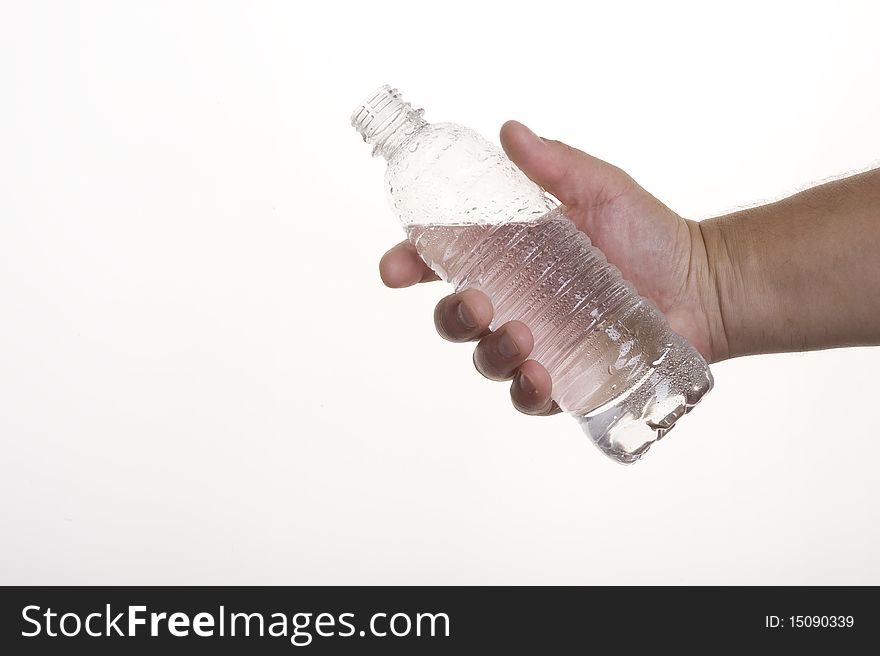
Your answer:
510;360;560;416
472;320;533;381
434;289;493;343
379;240;440;288
499;120;632;207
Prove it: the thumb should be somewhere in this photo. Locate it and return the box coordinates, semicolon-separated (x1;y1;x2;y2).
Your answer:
499;120;630;207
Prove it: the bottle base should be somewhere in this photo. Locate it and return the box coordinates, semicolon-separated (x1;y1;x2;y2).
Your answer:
574;359;714;464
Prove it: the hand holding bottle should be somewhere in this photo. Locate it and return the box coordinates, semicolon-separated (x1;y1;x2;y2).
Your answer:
358;86;880;461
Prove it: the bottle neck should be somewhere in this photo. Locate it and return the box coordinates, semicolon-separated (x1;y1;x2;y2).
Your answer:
351;85;428;160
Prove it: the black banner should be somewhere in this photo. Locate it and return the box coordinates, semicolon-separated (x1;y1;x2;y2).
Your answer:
0;586;874;653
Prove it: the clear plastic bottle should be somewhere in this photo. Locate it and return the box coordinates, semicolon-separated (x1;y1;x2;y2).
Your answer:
351;85;713;463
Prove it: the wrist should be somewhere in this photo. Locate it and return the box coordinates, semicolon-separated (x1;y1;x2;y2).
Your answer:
699;209;769;362
694;215;742;363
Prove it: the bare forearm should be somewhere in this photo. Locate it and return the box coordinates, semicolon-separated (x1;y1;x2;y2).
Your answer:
702;168;880;360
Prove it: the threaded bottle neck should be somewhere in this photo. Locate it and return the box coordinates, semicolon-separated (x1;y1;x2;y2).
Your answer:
351;85;427;160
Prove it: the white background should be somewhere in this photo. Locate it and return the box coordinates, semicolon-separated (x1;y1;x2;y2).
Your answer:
1;0;879;584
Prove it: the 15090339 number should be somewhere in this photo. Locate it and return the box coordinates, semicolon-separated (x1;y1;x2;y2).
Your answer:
790;616;854;628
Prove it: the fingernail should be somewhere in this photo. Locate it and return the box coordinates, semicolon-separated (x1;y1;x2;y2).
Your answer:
517;370;538;395
496;329;521;359
456;301;476;330
522;124;543;144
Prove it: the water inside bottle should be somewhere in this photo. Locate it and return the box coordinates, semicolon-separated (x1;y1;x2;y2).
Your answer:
407;209;713;462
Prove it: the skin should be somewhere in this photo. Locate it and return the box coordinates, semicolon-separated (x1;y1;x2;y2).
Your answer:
379;121;880;416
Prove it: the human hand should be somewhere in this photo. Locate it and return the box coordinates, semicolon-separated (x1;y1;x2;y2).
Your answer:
379;121;728;416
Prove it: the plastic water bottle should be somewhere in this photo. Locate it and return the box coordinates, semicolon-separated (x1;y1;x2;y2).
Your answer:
351;85;713;463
